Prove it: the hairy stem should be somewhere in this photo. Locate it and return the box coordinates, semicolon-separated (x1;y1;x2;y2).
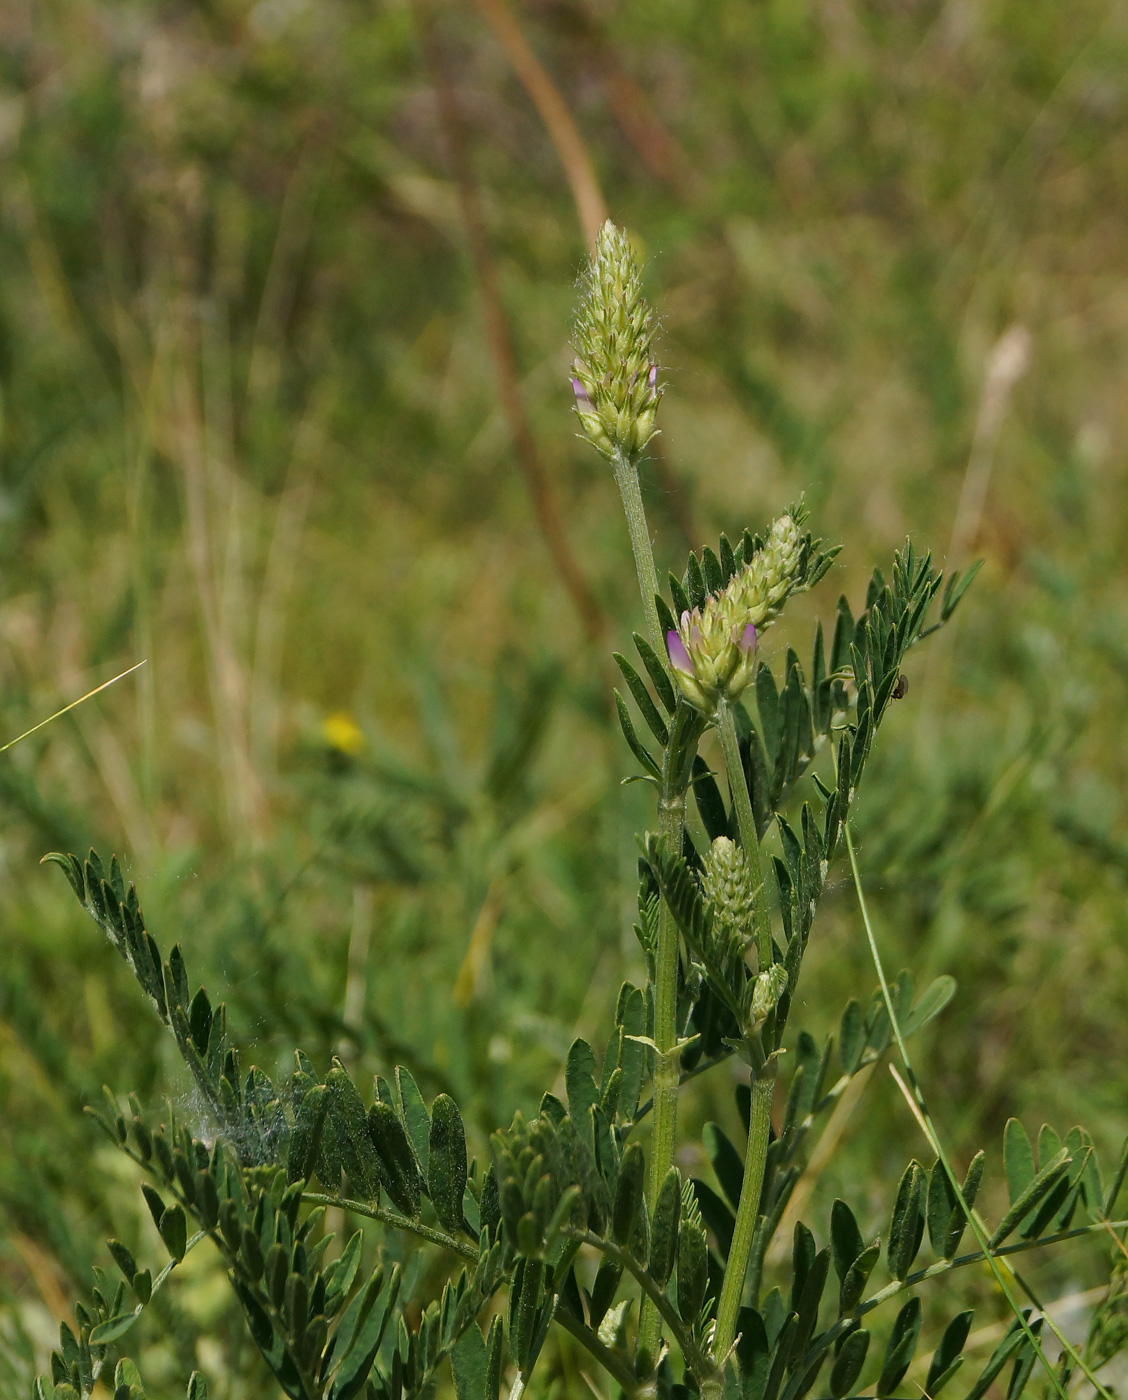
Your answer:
302;1192;478;1260
611;445;698;1370
553;1304;641;1397
639;706;692;1368
612;447;665;662
716;699;772;969
565;1229;715;1381
713;1074;774;1365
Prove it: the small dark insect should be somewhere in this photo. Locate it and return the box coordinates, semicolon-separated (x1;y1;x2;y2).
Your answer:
892;674;909;700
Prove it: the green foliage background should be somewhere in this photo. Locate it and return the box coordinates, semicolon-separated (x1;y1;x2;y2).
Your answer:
2;0;1128;1392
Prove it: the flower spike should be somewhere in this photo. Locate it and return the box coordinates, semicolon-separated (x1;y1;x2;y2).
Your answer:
666;506;834;715
572;220;662;461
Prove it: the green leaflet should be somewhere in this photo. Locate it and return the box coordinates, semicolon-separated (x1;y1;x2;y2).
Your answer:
611;1142;646;1247
829;1327;869;1399
829;1200;865;1285
925;1310;973;1397
990;1146;1071;1247
429;1095;469;1234
396;1067;431;1175
649;1166;681;1288
876;1297;922;1396
886;1161;926;1281
367;1101;422;1217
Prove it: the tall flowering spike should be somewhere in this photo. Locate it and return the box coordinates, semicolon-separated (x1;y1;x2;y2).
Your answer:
572;220;661;461
667;502;837;715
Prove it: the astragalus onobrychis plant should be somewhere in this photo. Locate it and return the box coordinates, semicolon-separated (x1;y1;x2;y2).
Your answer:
37;224;1128;1400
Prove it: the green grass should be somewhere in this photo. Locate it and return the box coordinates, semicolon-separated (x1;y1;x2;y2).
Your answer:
3;0;1128;1393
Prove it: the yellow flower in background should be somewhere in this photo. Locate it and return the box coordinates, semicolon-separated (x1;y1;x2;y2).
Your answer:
322;711;365;756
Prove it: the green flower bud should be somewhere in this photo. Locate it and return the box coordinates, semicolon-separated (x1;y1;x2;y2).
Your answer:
750;964;789;1023
701;837;758;954
572;221;661;461
667;505;833;716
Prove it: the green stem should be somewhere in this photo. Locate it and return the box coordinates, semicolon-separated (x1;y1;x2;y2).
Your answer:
565;1229;715;1381
713;1074;774;1366
553;1304;642;1397
612;447;665;661
638;706;692;1369
612;444;699;1372
716;699;772;970
302;1192;478;1260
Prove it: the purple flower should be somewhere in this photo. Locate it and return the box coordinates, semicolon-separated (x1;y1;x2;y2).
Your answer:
738;622;757;655
666;630;692;674
648;364;658;390
572;377;593;410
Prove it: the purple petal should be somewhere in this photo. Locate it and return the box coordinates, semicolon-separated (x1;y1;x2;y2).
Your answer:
738;622;757;655
667;630;692;673
648;364;658;389
572;377;593;409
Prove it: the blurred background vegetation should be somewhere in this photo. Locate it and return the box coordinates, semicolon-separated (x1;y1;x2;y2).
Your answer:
3;0;1128;1392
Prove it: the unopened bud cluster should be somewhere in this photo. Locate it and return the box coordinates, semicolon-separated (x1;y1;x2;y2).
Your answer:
700;837;757;951
572;221;661;461
667;511;814;715
750;964;789;1023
